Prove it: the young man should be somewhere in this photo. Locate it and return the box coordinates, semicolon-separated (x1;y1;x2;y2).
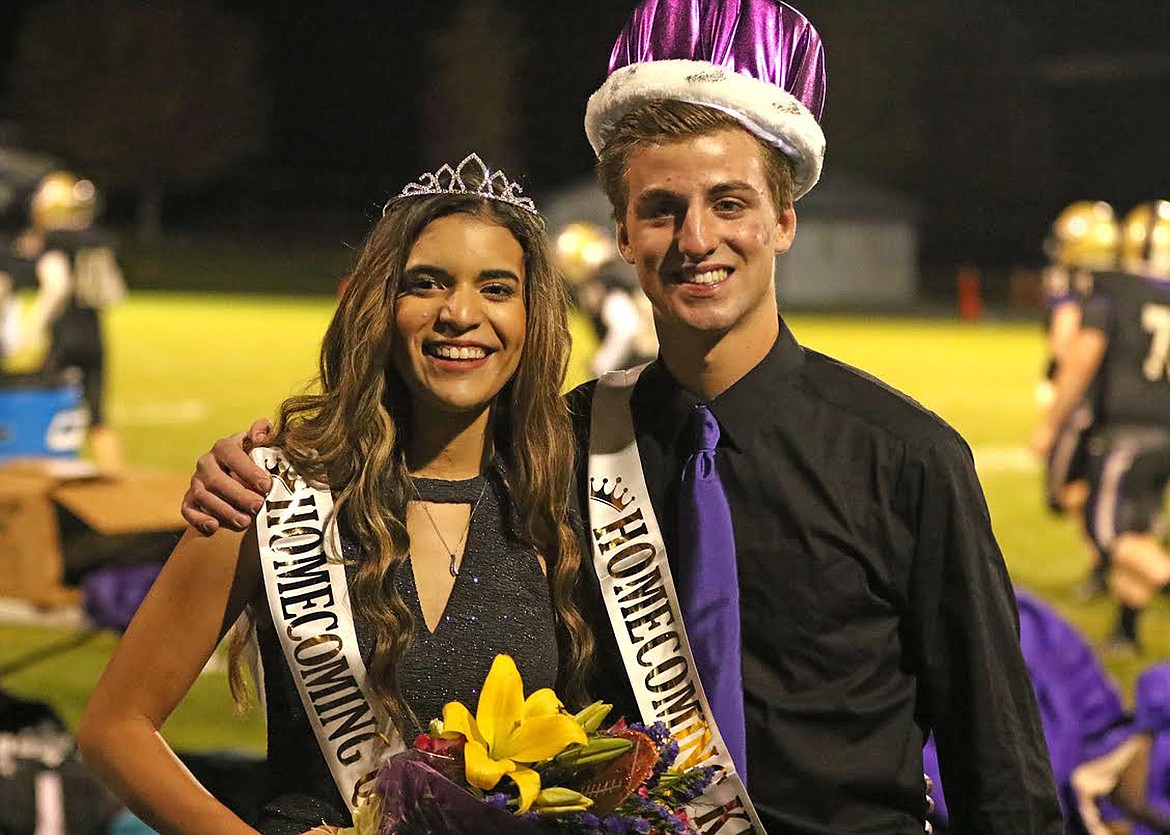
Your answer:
181;2;1060;831
1040;200;1170;654
1035;201;1118;515
1031;201;1119;600
15;171;125;472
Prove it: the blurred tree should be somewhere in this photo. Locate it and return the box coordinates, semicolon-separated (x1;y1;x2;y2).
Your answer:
6;0;267;241
801;0;1051;272
917;0;1051;266
425;0;523;174
798;1;932;193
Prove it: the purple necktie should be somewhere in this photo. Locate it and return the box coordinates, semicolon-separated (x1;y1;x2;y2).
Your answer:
678;404;747;780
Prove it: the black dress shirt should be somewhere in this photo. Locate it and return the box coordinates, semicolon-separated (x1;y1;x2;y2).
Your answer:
566;319;1062;835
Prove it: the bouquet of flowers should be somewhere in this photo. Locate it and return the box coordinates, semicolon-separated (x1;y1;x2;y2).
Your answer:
340;654;717;835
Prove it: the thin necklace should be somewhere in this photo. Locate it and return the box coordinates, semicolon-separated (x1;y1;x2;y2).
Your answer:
412;478;489;577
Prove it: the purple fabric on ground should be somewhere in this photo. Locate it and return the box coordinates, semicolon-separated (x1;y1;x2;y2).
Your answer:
1134;664;1170;835
82;563;161;632
925;589;1133;832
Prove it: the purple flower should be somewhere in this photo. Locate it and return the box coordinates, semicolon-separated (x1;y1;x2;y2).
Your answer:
648;738;680;787
626;721;671;749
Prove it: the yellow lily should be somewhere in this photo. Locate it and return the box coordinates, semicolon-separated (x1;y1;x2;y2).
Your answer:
335;794;381;835
533;786;594;815
441;654;587;813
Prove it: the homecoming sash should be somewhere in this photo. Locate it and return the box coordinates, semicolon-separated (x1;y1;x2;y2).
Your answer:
252;448;401;810
587;368;766;834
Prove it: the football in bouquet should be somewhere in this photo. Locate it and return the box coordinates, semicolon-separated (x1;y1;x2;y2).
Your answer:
339;654;718;835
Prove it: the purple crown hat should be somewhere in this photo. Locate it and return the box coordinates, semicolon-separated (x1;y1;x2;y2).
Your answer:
585;0;827;199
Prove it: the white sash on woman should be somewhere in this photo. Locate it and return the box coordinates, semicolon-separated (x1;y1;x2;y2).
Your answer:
251;448;402;810
587;368;766;834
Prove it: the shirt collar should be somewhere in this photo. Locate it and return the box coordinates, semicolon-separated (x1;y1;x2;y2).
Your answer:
631;317;805;453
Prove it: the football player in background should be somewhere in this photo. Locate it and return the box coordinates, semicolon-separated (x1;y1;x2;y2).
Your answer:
1032;201;1120;598
1040;201;1170;652
16;171;126;472
555;221;657;376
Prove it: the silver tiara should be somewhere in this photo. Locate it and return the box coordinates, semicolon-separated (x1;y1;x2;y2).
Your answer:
382;153;541;220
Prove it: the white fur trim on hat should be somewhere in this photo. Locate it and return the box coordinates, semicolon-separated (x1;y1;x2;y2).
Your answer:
585;59;826;200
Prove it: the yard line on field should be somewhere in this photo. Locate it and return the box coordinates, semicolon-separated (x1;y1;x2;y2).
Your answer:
111;399;211;426
971;444;1039;473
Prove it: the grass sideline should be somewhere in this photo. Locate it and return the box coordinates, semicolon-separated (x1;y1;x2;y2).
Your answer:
1;293;1165;756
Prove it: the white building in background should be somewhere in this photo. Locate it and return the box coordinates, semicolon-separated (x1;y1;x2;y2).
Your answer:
777;173;919;309
541;172;920;311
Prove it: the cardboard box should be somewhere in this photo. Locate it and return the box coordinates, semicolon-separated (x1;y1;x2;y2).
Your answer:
0;459;189;608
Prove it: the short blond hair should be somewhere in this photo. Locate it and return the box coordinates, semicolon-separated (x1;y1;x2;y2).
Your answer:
596;100;795;221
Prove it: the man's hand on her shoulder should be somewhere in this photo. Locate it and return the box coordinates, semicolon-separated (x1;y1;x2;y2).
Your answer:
181;418;274;536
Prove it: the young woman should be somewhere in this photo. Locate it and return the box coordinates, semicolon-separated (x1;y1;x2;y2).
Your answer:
79;156;593;835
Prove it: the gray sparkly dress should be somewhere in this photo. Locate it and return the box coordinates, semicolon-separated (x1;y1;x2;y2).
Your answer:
252;467;560;834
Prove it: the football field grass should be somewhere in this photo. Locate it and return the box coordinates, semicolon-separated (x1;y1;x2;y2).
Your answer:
1;293;1166;756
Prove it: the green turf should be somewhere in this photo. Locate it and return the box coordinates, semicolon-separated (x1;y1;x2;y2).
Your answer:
1;295;1165;757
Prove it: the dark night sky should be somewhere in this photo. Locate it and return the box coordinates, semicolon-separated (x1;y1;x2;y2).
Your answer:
1;1;636;221
3;1;1170;269
228;1;637;205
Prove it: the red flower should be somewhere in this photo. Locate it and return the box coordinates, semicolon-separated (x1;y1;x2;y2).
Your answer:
413;733;466;755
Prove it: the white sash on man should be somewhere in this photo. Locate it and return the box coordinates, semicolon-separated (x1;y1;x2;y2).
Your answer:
252;448;402;810
587;368;767;834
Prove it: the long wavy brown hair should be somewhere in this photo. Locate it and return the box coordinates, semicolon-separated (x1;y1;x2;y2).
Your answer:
230;186;593;737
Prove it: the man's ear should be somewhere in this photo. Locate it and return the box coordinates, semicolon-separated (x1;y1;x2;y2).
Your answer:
616;220;635;265
773;206;797;255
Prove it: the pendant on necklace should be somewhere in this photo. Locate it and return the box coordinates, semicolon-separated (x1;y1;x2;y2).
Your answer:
449;552;459;577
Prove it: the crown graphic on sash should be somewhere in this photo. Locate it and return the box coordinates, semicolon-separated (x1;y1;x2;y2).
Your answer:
383;153;541;220
589;476;635;512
